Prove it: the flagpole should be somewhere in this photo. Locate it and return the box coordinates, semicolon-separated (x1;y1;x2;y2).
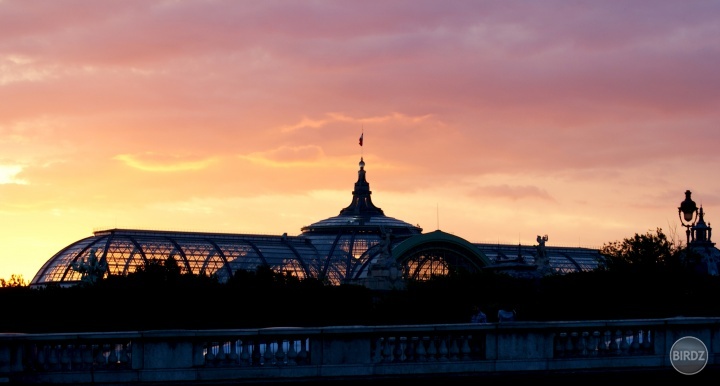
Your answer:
359;126;364;157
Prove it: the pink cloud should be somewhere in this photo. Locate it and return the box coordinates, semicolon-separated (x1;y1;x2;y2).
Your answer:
470;184;555;202
1;0;720;280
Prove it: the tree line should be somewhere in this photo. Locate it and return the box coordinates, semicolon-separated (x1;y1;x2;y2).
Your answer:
1;228;719;333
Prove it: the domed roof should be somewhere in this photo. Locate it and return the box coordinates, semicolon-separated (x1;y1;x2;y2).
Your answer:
29;155;605;288
300;158;422;236
30;228;317;287
30;157;424;287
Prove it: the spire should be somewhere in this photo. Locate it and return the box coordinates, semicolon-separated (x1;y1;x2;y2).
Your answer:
339;157;385;216
692;206;713;244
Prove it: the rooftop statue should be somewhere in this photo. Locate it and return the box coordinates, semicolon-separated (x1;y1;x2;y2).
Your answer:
70;248;108;285
535;234;552;276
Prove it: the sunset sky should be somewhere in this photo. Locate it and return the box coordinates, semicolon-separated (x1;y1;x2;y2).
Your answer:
1;1;719;282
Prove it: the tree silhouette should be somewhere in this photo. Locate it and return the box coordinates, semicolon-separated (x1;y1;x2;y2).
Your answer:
0;274;27;288
600;227;682;272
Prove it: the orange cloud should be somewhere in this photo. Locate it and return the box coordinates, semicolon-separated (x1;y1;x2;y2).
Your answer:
469;184;556;202
239;145;327;167
280;112;435;133
114;152;217;172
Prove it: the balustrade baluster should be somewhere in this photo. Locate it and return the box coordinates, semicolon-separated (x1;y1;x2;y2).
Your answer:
228;340;239;365
94;344;107;367
642;330;653;353
630;330;641;354
567;332;576;356
263;341;275;365
610;330;621;355
35;345;46;371
275;339;286;365
620;331;630;355
372;337;383;363
605;331;615;355
287;339;298;366
436;337;448;362
48;345;60;371
252;341;261;366
296;338;308;365
70;344;79;369
240;340;251;366
426;337;438;362
601;330;612;356
23;344;36;371
82;344;94;369
205;342;216;365
590;331;600;357
35;345;45;371
59;344;71;370
415;337;427;362
579;332;588;356
108;344;119;366
449;336;459;361
381;337;392;363
393;336;404;362
121;342;131;368
218;341;227;366
460;336;472;361
555;333;566;358
404;337;415;363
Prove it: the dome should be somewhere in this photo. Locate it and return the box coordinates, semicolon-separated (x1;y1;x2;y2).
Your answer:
298;158;422;284
300;157;421;236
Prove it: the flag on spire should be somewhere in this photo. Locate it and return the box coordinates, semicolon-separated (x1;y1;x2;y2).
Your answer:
359;133;363;146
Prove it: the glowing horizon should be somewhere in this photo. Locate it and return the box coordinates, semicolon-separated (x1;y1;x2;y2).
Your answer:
1;1;719;282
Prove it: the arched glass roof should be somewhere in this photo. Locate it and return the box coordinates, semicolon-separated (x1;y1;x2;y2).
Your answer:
31;229;319;287
473;243;604;274
366;230;493;281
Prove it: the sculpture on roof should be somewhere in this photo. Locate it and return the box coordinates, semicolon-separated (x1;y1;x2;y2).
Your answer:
70;248;108;285
358;226;405;290
535;234;552;276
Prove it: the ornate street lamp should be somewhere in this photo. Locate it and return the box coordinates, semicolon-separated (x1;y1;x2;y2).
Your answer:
678;190;699;245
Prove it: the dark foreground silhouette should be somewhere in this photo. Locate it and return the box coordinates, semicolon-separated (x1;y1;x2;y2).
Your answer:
3;261;720;333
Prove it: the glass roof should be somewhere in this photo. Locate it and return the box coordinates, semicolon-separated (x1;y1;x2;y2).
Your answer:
31;229;318;286
29;158;606;287
302;215;421;235
473;243;604;274
301;157;422;237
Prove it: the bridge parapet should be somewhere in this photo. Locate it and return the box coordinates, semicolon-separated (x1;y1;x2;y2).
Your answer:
1;317;718;384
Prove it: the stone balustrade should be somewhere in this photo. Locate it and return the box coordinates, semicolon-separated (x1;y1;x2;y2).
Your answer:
0;317;718;384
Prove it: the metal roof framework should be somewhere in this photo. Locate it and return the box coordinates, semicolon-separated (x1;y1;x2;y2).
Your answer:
30;159;605;287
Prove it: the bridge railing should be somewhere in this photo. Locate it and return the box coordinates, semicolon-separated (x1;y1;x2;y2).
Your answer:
1;317;719;384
